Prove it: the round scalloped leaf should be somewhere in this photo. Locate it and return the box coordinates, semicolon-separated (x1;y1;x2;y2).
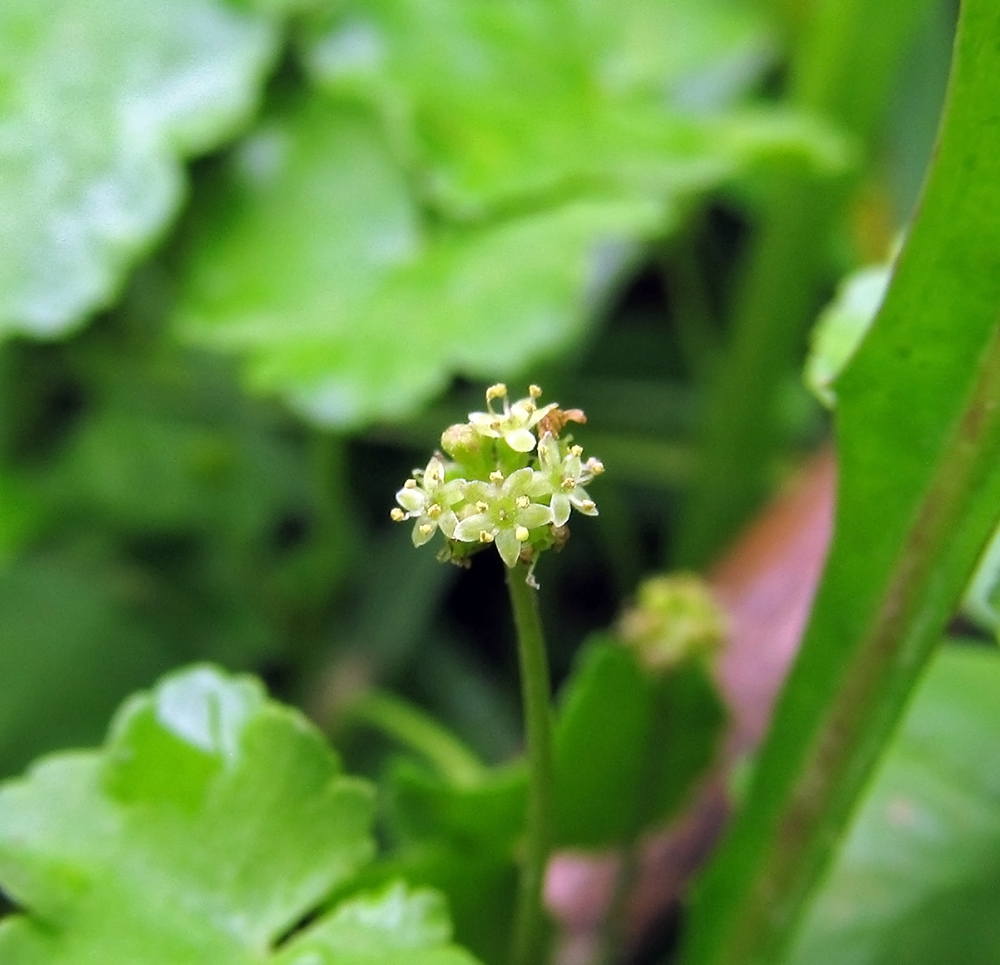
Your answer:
299;0;844;217
0;0;287;339
0;665;479;964
174;96;664;428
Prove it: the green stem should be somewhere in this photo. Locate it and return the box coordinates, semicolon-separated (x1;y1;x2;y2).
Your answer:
507;563;555;965
345;690;486;787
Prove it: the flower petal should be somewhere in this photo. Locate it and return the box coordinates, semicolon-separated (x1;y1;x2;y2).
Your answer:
396;488;425;514
454;513;493;542
411;518;437;547
438;509;459;539
519;503;554;529
550;493;571;527
505;427;537;452
495;528;522;568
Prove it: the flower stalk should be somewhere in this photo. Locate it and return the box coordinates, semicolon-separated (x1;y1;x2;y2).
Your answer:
390;383;604;964
507;562;556;965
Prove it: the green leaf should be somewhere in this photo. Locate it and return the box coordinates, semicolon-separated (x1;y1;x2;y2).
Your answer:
0;552;176;779
174;96;664;427
0;665;478;965
787;645;1000;965
300;0;841;217
804;261;890;408
681;2;1000;962
0;0;285;339
552;637;724;848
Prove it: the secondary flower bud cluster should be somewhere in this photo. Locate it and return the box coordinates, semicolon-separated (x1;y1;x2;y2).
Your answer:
391;384;604;576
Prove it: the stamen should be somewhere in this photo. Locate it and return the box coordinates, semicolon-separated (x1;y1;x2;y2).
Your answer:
570;445;583;457
404;478;417;489
515;494;531;509
489;470;504;483
427;503;442;519
476;501;490;513
418;523;434;536
479;531;495;544
528;384;542;398
390;508;406;521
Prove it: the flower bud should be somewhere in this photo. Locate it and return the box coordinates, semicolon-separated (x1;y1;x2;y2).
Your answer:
618;574;725;673
441;423;484;464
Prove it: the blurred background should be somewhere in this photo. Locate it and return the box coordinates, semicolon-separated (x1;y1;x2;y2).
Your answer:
0;0;955;791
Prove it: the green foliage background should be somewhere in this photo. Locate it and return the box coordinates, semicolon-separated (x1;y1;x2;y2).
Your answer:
6;1;1000;964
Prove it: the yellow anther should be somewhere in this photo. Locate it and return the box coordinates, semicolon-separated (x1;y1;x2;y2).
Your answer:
515;494;531;509
588;458;605;475
570;445;583;457
390;508;406;521
479;531;495;544
476;501;490;513
580;500;597;512
561;477;576;491
418;523;434;536
404;478;417;488
528;384;542;398
515;526;530;542
486;383;508;402
427;503;442;519
489;470;504;483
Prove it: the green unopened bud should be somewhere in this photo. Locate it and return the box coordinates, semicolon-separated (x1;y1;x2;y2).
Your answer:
441;423;488;474
618;574;725;672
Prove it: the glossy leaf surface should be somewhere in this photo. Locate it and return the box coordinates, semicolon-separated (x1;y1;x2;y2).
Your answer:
0;666;479;965
0;0;284;338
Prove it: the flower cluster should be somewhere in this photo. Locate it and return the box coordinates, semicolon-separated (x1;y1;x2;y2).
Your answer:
391;384;603;580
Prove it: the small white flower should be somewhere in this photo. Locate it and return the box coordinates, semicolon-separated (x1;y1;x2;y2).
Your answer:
392;456;466;547
536;432;600;527
453;467;553;567
468;383;557;454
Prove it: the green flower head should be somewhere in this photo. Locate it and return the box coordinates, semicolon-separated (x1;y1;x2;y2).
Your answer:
391;456;466;547
391;384;604;580
453;468;553;567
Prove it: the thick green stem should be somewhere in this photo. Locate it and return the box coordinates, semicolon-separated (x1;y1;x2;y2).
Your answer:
507;563;555;965
680;3;1000;959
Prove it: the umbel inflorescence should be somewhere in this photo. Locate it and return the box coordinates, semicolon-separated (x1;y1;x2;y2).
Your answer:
391;384;603;581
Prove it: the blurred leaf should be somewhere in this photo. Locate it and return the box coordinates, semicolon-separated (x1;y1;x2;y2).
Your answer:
787;645;1000;965
804;262;890;408
0;551;175;778
384;760;526;965
300;0;842;217
175;97;663;427
552;636;724;848
0;0;287;339
0;665;478;965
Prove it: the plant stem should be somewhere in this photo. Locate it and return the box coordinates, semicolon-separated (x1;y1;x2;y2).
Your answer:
507;563;555;965
345;690;486;786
